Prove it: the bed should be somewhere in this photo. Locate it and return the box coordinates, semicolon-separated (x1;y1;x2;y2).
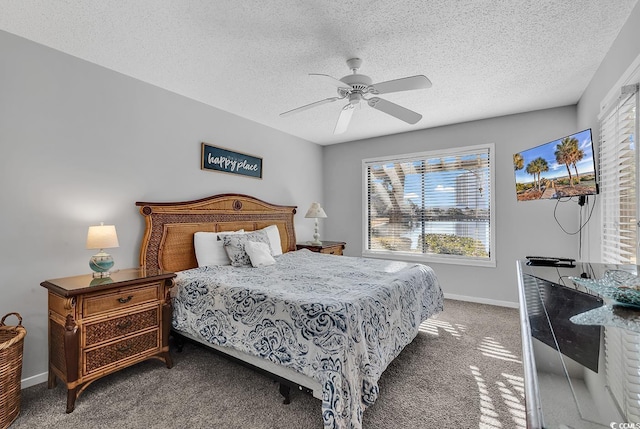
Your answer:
136;193;444;429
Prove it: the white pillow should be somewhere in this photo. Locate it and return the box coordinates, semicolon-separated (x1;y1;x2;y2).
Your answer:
245;241;276;267
261;224;283;256
221;230;271;267
194;230;244;267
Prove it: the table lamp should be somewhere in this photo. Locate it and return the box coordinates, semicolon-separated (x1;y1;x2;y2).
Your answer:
305;202;327;245
86;222;119;278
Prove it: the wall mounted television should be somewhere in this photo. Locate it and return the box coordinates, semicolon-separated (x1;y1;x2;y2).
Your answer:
513;128;598;201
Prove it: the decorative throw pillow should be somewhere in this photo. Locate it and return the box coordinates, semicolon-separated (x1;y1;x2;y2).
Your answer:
194;230;244;267
261;224;283;256
221;230;271;267
245;241;276;267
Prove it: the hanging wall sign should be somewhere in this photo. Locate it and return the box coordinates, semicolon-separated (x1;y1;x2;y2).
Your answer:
201;143;263;179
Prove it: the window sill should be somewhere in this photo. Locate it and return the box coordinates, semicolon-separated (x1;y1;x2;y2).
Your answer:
362;250;496;268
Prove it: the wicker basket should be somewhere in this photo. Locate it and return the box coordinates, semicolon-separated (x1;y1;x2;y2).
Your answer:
0;313;26;429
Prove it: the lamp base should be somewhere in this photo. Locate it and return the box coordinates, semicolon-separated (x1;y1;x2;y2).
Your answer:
92;271;112;279
89;250;114;278
310;219;322;246
90;276;114;285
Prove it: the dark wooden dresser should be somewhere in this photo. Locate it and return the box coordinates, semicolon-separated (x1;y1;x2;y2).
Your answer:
40;268;175;412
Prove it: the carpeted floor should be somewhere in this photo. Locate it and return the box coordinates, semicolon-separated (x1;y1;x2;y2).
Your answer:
11;299;524;429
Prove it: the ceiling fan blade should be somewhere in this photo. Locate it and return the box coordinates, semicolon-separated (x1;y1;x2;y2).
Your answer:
368;97;422;124
369;75;432;94
280;97;341;117
334;104;355;134
309;73;351;90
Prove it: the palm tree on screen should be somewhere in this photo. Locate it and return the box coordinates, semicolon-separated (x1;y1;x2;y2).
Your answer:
570;145;585;184
555;137;582;186
513;153;524;172
526;157;549;191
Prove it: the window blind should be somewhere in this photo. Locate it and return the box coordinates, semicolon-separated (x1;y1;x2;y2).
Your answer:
364;145;492;264
605;327;640;422
599;81;640;424
599;85;638;264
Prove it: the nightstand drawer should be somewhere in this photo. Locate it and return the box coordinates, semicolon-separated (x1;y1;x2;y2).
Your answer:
296;241;346;255
83;284;160;317
84;329;159;375
319;246;343;255
84;306;159;347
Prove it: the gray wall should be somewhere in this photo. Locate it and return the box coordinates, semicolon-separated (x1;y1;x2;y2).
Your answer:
0;31;322;385
322;105;579;305
577;1;640;261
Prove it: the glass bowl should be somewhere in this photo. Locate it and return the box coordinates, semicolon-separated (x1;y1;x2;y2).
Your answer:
570;270;640;308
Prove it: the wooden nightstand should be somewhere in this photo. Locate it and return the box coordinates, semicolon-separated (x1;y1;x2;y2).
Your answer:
40;268;176;413
296;241;346;255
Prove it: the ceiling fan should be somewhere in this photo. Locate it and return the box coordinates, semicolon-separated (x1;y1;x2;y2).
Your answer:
280;58;432;134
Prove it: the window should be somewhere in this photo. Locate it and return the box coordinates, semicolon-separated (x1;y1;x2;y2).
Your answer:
598;59;640;425
363;144;495;267
599;84;639;264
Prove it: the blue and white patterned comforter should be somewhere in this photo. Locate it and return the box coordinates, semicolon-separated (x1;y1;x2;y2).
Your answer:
172;249;444;429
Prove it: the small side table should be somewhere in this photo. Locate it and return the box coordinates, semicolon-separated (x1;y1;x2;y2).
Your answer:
40;268;176;413
296;241;346;256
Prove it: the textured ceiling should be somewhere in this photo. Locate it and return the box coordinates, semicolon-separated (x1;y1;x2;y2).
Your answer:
0;0;637;145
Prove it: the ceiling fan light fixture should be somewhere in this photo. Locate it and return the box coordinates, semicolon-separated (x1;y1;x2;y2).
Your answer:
280;57;431;133
348;93;363;105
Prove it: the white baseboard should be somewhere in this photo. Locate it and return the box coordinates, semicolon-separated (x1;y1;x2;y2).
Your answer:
22;372;48;389
444;293;519;309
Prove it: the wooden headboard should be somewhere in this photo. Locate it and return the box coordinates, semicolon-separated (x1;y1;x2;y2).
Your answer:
136;194;297;272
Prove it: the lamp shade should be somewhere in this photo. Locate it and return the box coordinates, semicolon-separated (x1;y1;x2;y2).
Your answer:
305;202;327;219
86;223;120;250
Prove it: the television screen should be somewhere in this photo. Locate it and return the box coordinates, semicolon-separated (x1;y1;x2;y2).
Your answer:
514;128;598;201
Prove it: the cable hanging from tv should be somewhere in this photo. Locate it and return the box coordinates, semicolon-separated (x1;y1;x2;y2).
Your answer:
553;194;596;235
